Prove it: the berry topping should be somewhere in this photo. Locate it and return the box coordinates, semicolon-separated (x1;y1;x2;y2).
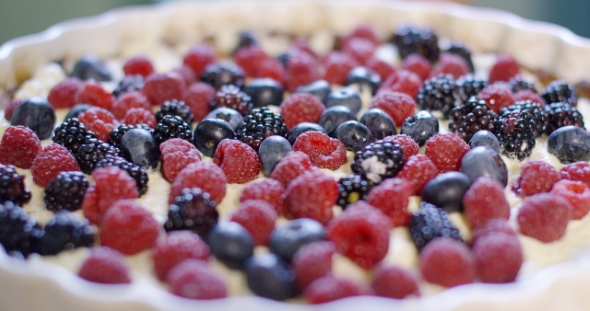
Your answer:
112;91;151;120
280;93;325;130
429;52;470;79
193;118;236;157
119;128;160;171
78;247;131;284
292;241;334;290
44;171;88;212
0;125;41;169
318;106;357;137
462;177;510;229
201;62;245;89
212;84;253;116
541;79;578;106
513;89;546;106
460;146;508;186
509;76;537;93
446;42;475;72
383;134;420;159
245;253;298;300
335;120;373;152
469;130;501;152
282;169;338;225
122;107;157;128
78;106;119;143
561;162;590;187
548;126;590;163
488;54;520;83
295;79;331;103
234;44;268;77
550;179;590;220
336;175;373;209
0;202;41;257
448;97;498;142
455;74;488;105
270;151;313;187
544;101;585;135
205;107;243;131
39;211;94;256
517;193;571;243
419;237;475;287
494;107;537;160
392;25;440;63
213;139;260;184
269;218;326;262
208;222;254;269
304;275;366;304
371;266;420;298
95;157;149;196
342;37;377;65
230;200;278;245
108;124;153;150
47;78;83;109
240;179;285;215
142;72;186;106
123;55;154;77
504;100;548;138
351;139;405;184
153;115;193;146
366;178;412;226
10;97;56;140
401;53;431;82
169;161;226;205
31;143;80;187
236;106;287;150
285;50;321;93
4;99;22;122
409;202;462;251
74;81;114;110
0;164;31;206
425;133;470;173
258;135;292;177
322;51;359;86
416;74;457;119
473;233;523;283
183;82;216;122
470;218;518;246
112;75;144;98
293;131;347;170
75;137;119;174
378;69;422;99
166;259;227;300
360;108;397;141
71;54;112;81
476;82;515;114
397;154;439;195
400;110;439;146
325;88;362;114
421;172;472;213
159;138;201;182
511;160;560;197
165;187;219;237
183;43;217;77
243;78;284;108
365;57;395;82
152;231;211;281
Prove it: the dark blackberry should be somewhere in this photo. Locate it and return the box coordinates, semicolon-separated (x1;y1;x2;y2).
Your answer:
409;202;462;251
153;115;193;146
446;42;474;72
0;201;43;257
494;108;536;160
448;97;497;142
544;102;585;135
336;175;373;208
75;137;120;174
95;157;149;196
43;171;88;212
52;118;96;155
38;211;95;256
351;140;405;184
212;84;254;116
236;107;287;150
201;62;245;89
502;100;547;138
108;123;153;150
454;75;487;105
112;74;144;98
508;76;537;93
233;31;258;53
417;74;458;119
391;25;440;63
541;79;578;106
164;187;219;237
0;164;30;205
155;99;194;125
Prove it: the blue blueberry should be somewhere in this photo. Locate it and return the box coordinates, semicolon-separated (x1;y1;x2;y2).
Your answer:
10;97;56;140
245;253;297;300
64;104;94;121
335;120;372;152
318;106;357;137
400;110;439;146
207;222;254;270
359;108;396;140
71;54;112;81
243;78;284;107
120;128;159;171
346;66;381;95
461;146;508;186
193;119;236;157
269;218;325;262
204;107;243;131
295;79;331;103
469;130;500;153
325;87;362;114
234;31;257;51
421;171;472;213
259;136;292;176
548;125;590;163
286;122;328;145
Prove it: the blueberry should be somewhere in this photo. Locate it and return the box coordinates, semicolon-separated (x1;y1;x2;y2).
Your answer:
461;146;508;186
325;87;362;114
469;130;500;153
243;78;284;107
193;119;236;157
359;108;396;140
204;107;243;131
120;128;159;171
318;106;357;137
245;253;297;300
295;80;331;103
10;97;56;140
346;66;381;95
286;122;328;145
335;120;372;152
234;31;257;51
71;54;112;81
421;172;472;213
259;136;292;176
400;110;439;146
64;104;94;121
207;222;254;270
548;125;590;163
269;218;325;262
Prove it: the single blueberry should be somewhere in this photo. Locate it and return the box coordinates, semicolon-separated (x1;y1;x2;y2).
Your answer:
400;110;439;146
295;80;331;103
10;97;56;140
318;106;357;137
245;253;298;300
204;107;243;131
548;125;590;163
234;31;257;51
359;108;396;140
243;78;284;107
325;87;362;114
461;146;508;186
346;66;381;95
64;103;94;121
335;120;373;152
421;171;472;213
286;122;328;145
193;119;236;157
71;54;112;81
269;218;325;262
120;128;159;171
259;136;292;176
207;222;254;270
469;130;501;153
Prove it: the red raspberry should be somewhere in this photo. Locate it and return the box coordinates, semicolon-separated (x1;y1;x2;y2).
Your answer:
425;133;470;173
401;53;431;82
112;91;150;120
327;201;391;269
282;169;338;225
171;65;197;87
473;233;522;283
292;241;335;290
166;259;227;300
234;45;268;77
239;179;285;215
123;108;157;128
366;178;413;226
511;160;560;197
183;82;215;122
371;265;420;298
160;138;202;182
560;162;590;187
183;43;217;77
429;52;470;79
280;93;325;129
230;200;278;245
142;72;186;106
383;134;420;159
30;143;79;187
370;91;416;128
378;69;422;98
292;39;319;60
551;179;590;220
293;131;347;170
462;177;510;229
365;57;395;81
304;274;366;304
517;193;571;243
78;107;119;142
470;218;517;246
285;50;321;92
513;90;546;106
123;55;154;77
341;24;381;47
5;99;22;121
342;37;377;65
419;237;475;287
47;78;83;108
256;58;285;83
489;54;520;84
397;154;438;195
322;51;359;86
270;151;313;187
0;126;41;169
152;231;210;281
75;81;114;110
78;247;130;284
169;161;226;205
476;82;515;114
213;139;260;184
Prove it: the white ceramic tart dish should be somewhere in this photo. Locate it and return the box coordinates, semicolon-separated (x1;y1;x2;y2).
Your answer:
2;1;590;310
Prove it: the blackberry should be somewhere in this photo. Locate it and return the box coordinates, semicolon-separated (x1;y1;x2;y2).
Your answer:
44;171;88;212
38;211;95;256
153;115;193;146
108;123;153;150
446;42;474;72
52;118;96;154
454;75;487;105
544;102;585;135
155;99;194;125
494;108;536;160
75;137;120;174
448;97;497;142
0;201;43;257
508;76;537;93
95;157;149;196
164;187;219;237
417;74;458;119
234;31;258;52
391;25;440;63
541;80;578;106
112;74;144;98
201;62;245;89
212;84;254;116
0;164;31;205
409;202;462;251
236;107;287;150
351;140;405;184
502;101;547;138
336;175;373;208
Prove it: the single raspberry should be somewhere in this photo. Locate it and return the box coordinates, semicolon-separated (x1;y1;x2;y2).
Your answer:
239;179;285;215
341;24;381;47
256;58;285;83
142;72;186;106
327;201;391;269
511;160;560;197
94;156;149;196
112;91;150;120
342;37;377;65
234;45;268;78
401;54;431;82
160;138;201;182
370;91;416;128
366;178;413;226
322;51;359;85
166;259;227;300
371;266;420;298
5;99;22;121
213;139;260;184
165;187;219;236
230;200;278;245
365;56;395;81
378;69;422;98
75;81;114;111
383;134;420;159
551;179;590;220
282;169;338;225
470;218;517;246
285;50;321;92
280;93;325;129
183;43;217;77
304;275;366;304
270;151;314;187
462;177;510;229
123;55;154;77
517;193;571;243
293;131;347;170
152;231;211;281
425;133;470;173
513;89;546;106
78;107;119;142
169;161;226;205
0;126;41;169
473;233;522;283
78;247;131;284
429;52;470;79
171;65;197;87
476;82;515;114
419;237;475;287
122;108;157;128
47;78;83;108
489;54;520;84
292;241;335;290
0;164;31;205
396;154;438;195
183;82;215;122
31;144;80;187
560;162;590;187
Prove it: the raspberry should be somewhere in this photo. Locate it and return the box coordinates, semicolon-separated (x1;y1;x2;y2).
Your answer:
511;160;560;197
371;266;420;298
462;177;510;229
293;131;347;170
166;259;227;300
327;201;391;269
419;237;475;287
342;37;377;65
322;51;359;85
142;72;186;106
517;193;571;243
470;218;517;246
234;45;268;77
5;99;22;121
378;69;422;98
366;178;413;226
183;82;215;122
282;169;338;225
95;157;149;196
0;126;41;169
169;161;226;205
152;231;211;281
513;89;546;106
78;247;131;284
171;65;197;87
75;81;114;110
230;200;278;245
425;133;470;173
370;91;416;128
112;91;150;120
213;139;260;184
304;275;366;304
551;179;590;220
160;138;201;182
365;56;395;81
31;144;80;187
560;162;590;187
280;93;325;129
489;54;520;84
383;134;420;159
401;54;431;82
47;78;82;108
476;82;515;114
99;199;159;255
256;58;285;83
123;55;154;77
292;241;335;290
183;43;217;77
473;233;522;283
270;151;313;187
285;50;321;92
239;179;285;215
341;24;381;47
122;108;157;128
396;154;438;195
78;107;119;142
429;52;470;79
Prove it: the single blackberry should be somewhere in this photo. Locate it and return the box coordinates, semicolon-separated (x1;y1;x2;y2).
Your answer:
494;108;536;160
351;140;405;184
112;74;144;98
236;107;287;150
44;171;88;212
38;211;95;256
75;137;120;174
409;202;462;251
446;42;474;72
95;157;149;196
153;115;193;146
108;124;153;150
0;201;43;257
212;84;254;116
155;99;194;125
502;100;547;138
52;118;96;155
508;76;537;93
448;97;497;142
164;187;219;237
0;164;31;205
454;75;487;105
544;102;585;135
391;25;440;63
201;62;245;89
541;80;578;106
417;74;458;119
336;175;373;208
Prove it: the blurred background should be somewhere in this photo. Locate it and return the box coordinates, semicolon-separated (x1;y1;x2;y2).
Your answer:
0;0;589;45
